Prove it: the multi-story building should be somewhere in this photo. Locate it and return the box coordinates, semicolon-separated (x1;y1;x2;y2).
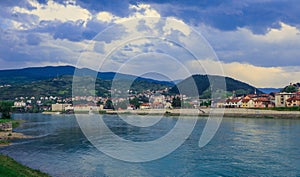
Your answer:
275;92;295;107
51;103;72;112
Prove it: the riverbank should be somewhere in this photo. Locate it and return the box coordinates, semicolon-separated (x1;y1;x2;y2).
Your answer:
41;108;300;118
104;108;300;119
0;119;31;146
0;154;50;177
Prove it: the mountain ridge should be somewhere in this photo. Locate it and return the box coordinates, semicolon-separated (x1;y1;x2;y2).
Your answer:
0;65;266;100
0;65;174;86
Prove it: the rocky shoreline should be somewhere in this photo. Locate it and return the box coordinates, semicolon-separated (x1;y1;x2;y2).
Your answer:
0;132;32;146
0;121;32;147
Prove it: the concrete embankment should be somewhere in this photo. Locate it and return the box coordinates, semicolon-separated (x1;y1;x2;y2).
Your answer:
106;108;300;119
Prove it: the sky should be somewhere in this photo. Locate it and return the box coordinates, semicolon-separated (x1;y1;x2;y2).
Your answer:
0;0;300;88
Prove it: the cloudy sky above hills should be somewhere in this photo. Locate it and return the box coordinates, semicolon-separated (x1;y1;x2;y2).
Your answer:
0;0;300;87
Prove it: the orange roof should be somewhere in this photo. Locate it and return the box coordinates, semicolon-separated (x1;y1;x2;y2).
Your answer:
255;97;270;102
260;94;270;97
141;103;150;106
246;94;257;98
287;96;300;102
242;99;251;103
226;99;241;103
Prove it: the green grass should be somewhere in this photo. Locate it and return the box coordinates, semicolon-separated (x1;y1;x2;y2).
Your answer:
0;155;50;177
0;140;10;145
271;107;300;111
250;107;300;111
0;119;23;128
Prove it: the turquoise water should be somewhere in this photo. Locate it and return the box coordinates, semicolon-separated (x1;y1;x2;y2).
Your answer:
1;114;299;176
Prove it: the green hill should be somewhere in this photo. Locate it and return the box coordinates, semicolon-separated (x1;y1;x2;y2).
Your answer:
281;83;300;93
0;66;265;100
0;75;170;100
169;74;263;98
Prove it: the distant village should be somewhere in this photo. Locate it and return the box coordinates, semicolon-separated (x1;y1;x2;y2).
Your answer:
12;84;300;113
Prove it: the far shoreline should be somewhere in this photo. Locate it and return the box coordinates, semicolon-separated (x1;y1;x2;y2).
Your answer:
42;108;300;119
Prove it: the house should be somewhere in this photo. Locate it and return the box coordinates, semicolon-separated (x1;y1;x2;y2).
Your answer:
224;98;242;108
151;102;164;109
286;96;300;107
72;104;99;112
241;96;255;108
164;102;172;109
216;99;226;108
254;97;274;108
275;92;295;107
51;103;72;112
140;103;150;109
127;104;135;110
14;101;26;107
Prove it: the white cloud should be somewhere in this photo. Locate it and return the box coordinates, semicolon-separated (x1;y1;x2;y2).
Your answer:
96;12;115;23
115;4;161;24
13;0;92;24
129;4;161;18
187;59;300;88
163;17;191;36
198;22;300;67
253;22;300;43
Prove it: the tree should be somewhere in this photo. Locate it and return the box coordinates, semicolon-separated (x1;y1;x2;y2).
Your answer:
171;96;181;108
200;100;211;107
104;99;114;109
283;85;297;93
129;97;140;109
0;101;14;119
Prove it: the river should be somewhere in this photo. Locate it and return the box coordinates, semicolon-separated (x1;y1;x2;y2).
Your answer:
0;113;299;176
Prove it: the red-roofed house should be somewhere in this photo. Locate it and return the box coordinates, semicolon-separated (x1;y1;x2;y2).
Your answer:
254;97;274;108
241;96;255;108
224;98;242;108
140;103;151;109
286;96;300;107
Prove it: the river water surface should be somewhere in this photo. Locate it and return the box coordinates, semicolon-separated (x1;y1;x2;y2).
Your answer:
0;114;299;176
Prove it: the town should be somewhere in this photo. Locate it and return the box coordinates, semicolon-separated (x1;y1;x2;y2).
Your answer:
11;84;300;113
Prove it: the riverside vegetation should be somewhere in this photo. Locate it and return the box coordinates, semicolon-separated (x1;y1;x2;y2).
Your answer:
0;155;50;177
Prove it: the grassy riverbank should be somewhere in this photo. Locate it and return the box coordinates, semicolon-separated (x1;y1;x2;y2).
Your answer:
0;119;23;129
0;155;50;177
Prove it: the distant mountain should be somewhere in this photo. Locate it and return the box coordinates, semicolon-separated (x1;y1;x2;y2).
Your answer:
0;66;174;86
0;66;76;85
258;88;281;94
0;66;267;100
0;75;171;100
170;75;263;98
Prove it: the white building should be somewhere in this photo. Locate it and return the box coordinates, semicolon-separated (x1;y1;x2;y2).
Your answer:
275;92;295;107
14;101;26;107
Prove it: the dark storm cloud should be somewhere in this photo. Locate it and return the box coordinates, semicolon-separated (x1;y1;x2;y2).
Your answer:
0;0;300;69
146;0;300;34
